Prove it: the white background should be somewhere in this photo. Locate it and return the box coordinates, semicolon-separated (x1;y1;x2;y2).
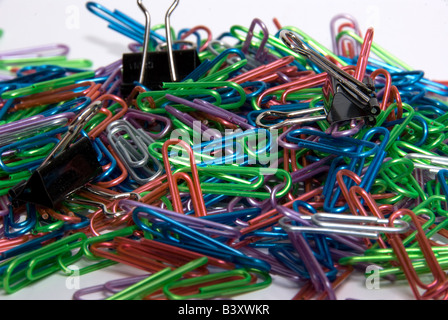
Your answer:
1;0;448;79
0;0;446;300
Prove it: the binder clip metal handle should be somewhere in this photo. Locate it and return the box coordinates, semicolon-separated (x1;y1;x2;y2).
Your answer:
121;0;201;95
255;106;327;129
278;30;381;127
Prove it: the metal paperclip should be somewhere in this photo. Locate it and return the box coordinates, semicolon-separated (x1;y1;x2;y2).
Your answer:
107;119;163;185
279;212;409;239
255;106;326;130
404;153;448;173
279;30;380;126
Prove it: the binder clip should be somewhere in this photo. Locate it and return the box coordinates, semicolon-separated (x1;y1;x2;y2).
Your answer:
120;0;201;96
259;30;380;129
9;101;103;209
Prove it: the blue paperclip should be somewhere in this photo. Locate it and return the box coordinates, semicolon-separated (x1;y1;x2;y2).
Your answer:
199;207;261;225
128;201;271;271
90;137;117;183
437;170;448;203
38;96;93;117
177;29;202;51
0;229;65;261
183;48;246;81
3;203;37;238
361;55;448;96
86;2;164;45
322;126;389;213
0;67;65;99
286;128;379;159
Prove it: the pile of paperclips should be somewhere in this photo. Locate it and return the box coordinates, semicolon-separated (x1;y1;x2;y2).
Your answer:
1;0;448;300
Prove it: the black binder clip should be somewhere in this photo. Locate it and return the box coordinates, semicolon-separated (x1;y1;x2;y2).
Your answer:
278;30;380;127
120;0;201;96
9;101;103;209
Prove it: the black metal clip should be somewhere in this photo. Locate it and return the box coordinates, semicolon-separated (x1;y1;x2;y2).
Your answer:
280;30;380;127
9;101;103;209
121;0;201;96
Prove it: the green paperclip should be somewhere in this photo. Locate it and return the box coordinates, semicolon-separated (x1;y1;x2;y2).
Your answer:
163;268;271;300
32;216;65;234
1;232;87;294
82;226;138;260
378;158;426;200
359;102;415;152
136;81;246;113
0;70;95;100
106;256;208;300
0;171;32;196
0;56;93;70
175;165;292;199
200;59;247;82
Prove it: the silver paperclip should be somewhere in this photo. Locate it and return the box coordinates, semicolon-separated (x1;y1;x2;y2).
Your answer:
107;119;163;185
404;153;448;173
255;107;327;129
279;212;409;239
66;195;124;217
83;185;141;201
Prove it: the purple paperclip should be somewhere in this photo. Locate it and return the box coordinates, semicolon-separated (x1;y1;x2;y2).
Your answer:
120;200;241;239
329;13;362;57
241;18;270;63
72;274;151;300
0;44;70;59
242;246;304;282
165;94;254;130
288;229;337;299
103;274;150;293
193;99;255;130
290;156;333;184
0;115;44;135
95;59;123;77
165;105;221;141
122;109;172;140
0;112;75;136
0;196;10;217
326;120;364;138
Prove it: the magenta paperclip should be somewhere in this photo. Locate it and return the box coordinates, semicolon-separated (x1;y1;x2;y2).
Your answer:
165;94;255;130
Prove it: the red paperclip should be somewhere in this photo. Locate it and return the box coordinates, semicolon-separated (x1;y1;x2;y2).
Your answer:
162;139;207;217
12;81;98;110
386;208;448;300
88;94;129;139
